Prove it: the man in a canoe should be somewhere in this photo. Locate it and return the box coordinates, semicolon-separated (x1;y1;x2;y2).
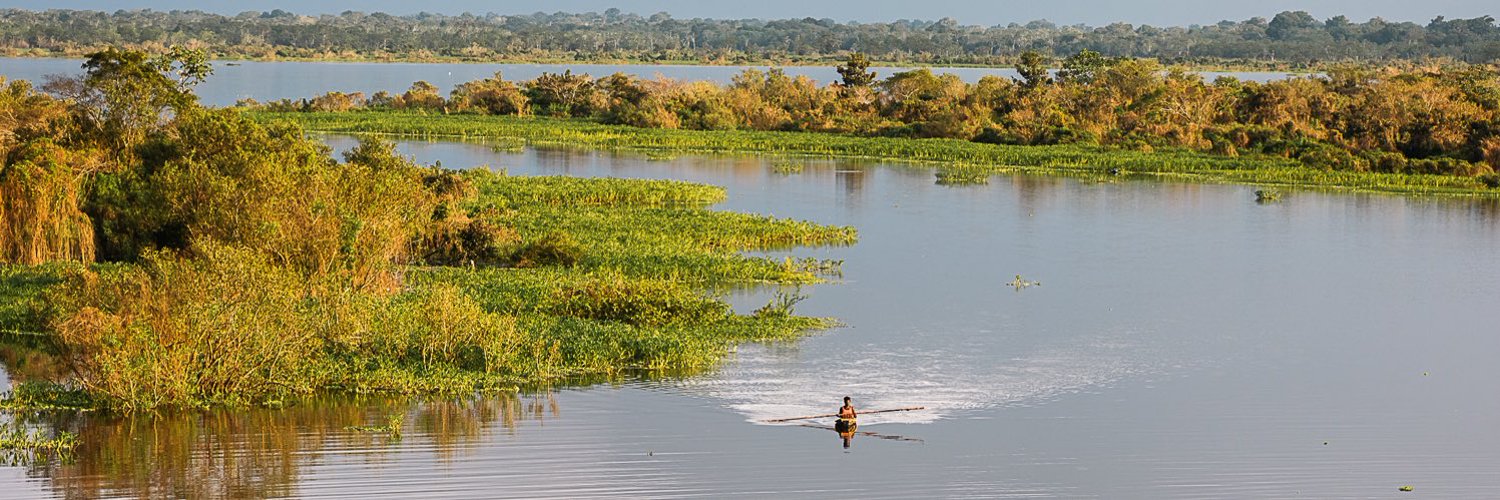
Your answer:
838;396;857;420
836;397;858;448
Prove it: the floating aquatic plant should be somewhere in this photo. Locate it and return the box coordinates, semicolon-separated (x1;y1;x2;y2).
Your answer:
1007;274;1041;290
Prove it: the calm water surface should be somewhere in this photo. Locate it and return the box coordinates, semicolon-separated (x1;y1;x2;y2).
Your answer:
0;57;1305;107
2;138;1498;498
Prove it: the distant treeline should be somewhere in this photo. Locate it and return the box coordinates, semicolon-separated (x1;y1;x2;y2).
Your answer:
2;8;1499;65
249;52;1500;179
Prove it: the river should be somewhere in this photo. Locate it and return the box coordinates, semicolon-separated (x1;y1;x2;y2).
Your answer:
0;57;1306;107
2;136;1497;498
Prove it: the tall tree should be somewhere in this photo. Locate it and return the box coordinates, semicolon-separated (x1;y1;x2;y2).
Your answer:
1057;49;1111;85
45;46;211;155
1016;51;1052;90
836;52;877;88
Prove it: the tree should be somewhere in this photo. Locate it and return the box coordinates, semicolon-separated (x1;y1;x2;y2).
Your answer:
1057;49;1111;85
396;81;444;110
45;46;212;154
837;52;877;88
1267;11;1318;40
450;72;528;115
1016;51;1051;90
523;70;601;117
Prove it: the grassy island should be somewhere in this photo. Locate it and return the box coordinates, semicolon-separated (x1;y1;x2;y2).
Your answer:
261;111;1500;196
0;49;853;412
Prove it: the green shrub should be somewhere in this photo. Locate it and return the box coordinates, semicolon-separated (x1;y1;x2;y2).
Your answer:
514;232;584;268
544;273;729;327
1406;157;1483;176
1479;173;1500;188
417;214;519;266
364;284;519;372
45;243;321;409
94;113;438;291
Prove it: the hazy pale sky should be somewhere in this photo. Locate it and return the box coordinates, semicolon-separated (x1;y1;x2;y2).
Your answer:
1;0;1492;26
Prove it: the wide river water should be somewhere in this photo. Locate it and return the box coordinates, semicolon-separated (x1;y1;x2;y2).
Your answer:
1;135;1496;498
0;57;1306;107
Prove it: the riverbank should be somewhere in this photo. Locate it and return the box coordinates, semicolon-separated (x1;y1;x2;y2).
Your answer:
256;111;1500;197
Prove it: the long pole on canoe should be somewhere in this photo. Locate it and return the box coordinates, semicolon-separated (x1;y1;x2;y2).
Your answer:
761;406;925;423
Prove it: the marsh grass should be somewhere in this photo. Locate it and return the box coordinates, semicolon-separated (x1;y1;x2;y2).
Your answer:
0;424;78;463
0;382;94;412
259;112;1500;197
0;264;70;334
0;426;78;451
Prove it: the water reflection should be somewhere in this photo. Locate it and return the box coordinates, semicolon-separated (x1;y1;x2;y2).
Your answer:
836;419;857;449
10;392;561;498
835;168;867;200
795;421;925;450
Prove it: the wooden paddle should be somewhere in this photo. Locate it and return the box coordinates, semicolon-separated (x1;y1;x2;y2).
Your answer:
761;406;925;423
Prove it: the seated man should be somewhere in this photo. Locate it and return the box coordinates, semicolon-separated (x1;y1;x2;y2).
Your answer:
838;396;857;420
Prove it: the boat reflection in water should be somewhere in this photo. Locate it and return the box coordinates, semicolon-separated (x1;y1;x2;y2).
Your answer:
798;419;923;450
836;419;858;449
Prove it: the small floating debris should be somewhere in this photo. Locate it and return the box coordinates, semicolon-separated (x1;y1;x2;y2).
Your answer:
771;160;804;174
345;413;405;437
489;137;526;153
935;166;990;185
1399;485;1414;492
1254;188;1283;202
1007;274;1041;290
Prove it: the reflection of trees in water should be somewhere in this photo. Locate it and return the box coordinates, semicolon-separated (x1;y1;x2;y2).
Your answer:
1009;174;1063;216
21;391;560;498
418;392;560;461
0;341;69;384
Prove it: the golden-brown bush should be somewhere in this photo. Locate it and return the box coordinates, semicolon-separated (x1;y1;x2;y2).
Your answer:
47;243;320;409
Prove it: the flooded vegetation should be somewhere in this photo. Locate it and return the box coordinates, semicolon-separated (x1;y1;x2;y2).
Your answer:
3;139;1497;496
0;49;851;412
3;392;566;498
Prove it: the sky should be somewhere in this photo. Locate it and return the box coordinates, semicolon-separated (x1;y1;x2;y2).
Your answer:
1;0;1493;26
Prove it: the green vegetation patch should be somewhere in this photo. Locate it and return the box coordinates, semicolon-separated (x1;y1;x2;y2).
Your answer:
260;112;1499;197
0;172;851;411
0;48;854;411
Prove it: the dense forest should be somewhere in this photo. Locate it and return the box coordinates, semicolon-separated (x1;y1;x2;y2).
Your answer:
254;52;1500;180
1;8;1499;65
